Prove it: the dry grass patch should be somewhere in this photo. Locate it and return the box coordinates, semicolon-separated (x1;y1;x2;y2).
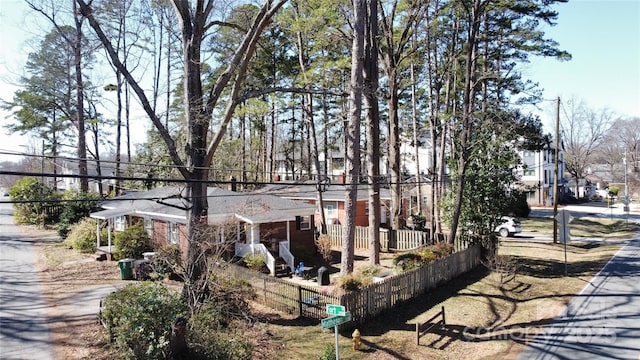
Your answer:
262;240;622;360
37;240;123;360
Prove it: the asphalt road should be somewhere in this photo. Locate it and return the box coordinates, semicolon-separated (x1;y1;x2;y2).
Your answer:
0;201;54;360
517;237;640;359
530;203;640;224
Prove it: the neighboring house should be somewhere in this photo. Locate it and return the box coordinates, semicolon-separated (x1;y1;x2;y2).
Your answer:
89;186;316;276
518;145;567;206
59;158;123;195
255;181;394;229
402;175;433;219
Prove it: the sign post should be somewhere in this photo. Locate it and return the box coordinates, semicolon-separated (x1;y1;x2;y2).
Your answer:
322;305;351;360
555;209;573;276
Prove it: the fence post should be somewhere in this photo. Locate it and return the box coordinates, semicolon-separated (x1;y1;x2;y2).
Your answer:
298;286;303;318
441;306;446;326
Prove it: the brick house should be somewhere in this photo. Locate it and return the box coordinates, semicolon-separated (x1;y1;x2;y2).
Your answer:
90;186;316;275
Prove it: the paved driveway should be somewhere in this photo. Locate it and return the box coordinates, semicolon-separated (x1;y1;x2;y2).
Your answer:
517;237;640;359
0;202;54;360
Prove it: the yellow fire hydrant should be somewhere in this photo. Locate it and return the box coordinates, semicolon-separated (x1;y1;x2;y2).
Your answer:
352;329;362;350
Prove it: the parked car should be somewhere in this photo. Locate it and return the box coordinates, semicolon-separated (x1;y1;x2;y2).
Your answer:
495;216;522;237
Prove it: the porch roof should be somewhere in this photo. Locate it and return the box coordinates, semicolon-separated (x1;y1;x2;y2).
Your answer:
256;182;393;201
90;207;133;220
89;186;316;225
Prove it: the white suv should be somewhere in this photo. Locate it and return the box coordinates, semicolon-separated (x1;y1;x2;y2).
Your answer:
495;216;522;237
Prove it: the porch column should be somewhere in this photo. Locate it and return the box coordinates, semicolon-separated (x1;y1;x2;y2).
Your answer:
96;220;101;250
107;219;112;253
286;221;290;242
250;224;260;245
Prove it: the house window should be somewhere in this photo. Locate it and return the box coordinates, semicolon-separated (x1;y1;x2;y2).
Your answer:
168;223;180;244
524;169;535;176
326;204;335;217
422;196;428;204
114;216;127;231
143;218;153;237
297;216;312;230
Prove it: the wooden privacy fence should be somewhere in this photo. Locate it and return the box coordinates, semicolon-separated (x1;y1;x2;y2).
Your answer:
218;244;481;324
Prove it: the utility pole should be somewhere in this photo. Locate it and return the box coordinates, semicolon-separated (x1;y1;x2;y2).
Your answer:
553;97;560;244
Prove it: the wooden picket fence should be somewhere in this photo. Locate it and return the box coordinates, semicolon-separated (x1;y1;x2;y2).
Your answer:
325;224;474;253
340;244;481;323
325;224;434;252
217;243;481;324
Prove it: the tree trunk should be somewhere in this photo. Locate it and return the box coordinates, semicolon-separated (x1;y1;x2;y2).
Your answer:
448;0;482;244
364;0;380;265
341;0;365;275
73;1;88;193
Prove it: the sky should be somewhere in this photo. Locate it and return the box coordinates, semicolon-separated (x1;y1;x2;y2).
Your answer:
0;0;639;163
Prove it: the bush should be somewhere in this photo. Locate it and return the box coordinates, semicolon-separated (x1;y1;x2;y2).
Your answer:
187;301;253;360
392;253;424;271
64;217;106;253
9;177;60;225
393;243;455;272
113;222;152;260
57;190;101;238
242;253;266;272
338;274;372;291
317;344;336;360
315;234;333;262
101;282;186;360
411;214;427;230
152;244;182;279
358;264;381;277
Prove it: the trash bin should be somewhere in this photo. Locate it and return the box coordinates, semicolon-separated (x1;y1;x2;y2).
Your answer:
318;266;330;286
118;259;135;280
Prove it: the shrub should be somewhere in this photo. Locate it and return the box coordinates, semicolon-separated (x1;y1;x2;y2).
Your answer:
187;301;253;360
411;214;427;230
393;252;424;271
338;274;372;291
113;222;152;260
204;275;255;326
394;243;455;272
101;282;186;360
56;190;101;238
317;344;336;360
430;242;454;258
358;264;381;277
9;177;60;225
152;244;182;279
64;217;106;253
315;234;333;262
242;253;266;272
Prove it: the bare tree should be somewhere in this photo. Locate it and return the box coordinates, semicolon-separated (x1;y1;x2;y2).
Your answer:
77;0;287;301
561;97;612;198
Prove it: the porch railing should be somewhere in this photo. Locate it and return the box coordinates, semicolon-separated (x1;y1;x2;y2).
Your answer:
235;242;276;276
279;241;294;272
